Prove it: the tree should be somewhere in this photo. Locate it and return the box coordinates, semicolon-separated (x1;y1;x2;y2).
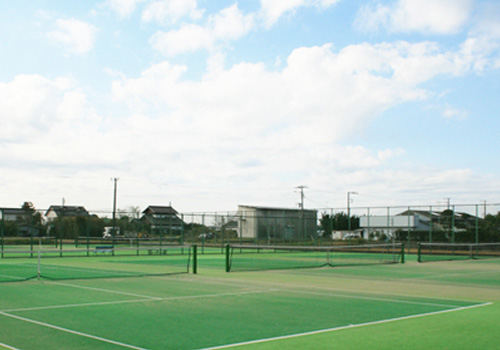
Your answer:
479;212;500;242
320;212;360;237
49;215;105;239
18;201;45;236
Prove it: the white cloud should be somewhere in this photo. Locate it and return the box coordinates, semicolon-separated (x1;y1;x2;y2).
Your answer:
110;41;467;198
356;0;473;35
442;105;467;120
458;2;500;71
1;38;497;211
259;0;341;27
150;4;254;56
46;18;97;54
211;4;254;40
150;24;213;56
141;0;203;24
103;0;146;18
0;74;102;171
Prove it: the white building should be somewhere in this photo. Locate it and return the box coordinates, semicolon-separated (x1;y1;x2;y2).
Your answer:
359;210;434;239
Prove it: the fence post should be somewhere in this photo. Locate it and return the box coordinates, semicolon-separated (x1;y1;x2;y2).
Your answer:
401;242;405;264
192;244;197;274
225;243;230;272
475;204;479;244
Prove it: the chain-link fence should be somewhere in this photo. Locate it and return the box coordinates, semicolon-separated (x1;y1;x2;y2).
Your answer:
2;203;500;255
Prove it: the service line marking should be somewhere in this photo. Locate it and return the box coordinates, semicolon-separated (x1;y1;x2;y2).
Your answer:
283;288;464;309
1;289;278;313
46;281;162;300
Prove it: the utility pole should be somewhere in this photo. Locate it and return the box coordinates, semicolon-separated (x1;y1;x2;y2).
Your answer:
111;178;119;240
296;185;307;209
296;186;307;242
347;191;358;243
444;198;451;210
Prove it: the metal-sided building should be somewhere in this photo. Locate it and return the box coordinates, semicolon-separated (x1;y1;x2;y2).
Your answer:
237;205;318;243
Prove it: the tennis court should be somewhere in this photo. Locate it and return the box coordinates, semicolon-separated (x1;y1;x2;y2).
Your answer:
0;247;499;349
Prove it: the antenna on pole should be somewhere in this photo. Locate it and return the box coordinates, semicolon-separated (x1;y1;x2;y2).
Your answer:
444;198;451;210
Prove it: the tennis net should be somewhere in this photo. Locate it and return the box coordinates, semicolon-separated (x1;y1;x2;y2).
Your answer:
0;245;194;282
418;242;500;262
74;236;181;248
226;243;404;272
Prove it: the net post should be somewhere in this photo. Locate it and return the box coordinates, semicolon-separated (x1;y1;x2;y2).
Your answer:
225;243;230;272
192;244;197;274
401;242;405;264
417;242;421;263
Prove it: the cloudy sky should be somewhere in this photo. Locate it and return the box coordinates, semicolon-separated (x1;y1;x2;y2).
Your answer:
1;0;500;214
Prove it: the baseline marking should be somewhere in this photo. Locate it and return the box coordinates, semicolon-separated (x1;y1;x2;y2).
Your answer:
0;311;148;350
0;341;21;350
198;302;492;350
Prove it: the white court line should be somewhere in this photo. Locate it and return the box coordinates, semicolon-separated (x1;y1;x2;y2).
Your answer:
402;269;498;281
2;285;459;313
46;281;162;300
0;341;21;350
187;275;481;306
1;289;278;313
0;274;31;281
198;302;493;350
2;298;157;313
284;289;464;309
39;264;140;278
0;311;148;350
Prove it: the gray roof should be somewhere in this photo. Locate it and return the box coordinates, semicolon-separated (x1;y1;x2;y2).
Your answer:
142;206;179;215
0;208;25;215
45;205;89;217
238;205;316;213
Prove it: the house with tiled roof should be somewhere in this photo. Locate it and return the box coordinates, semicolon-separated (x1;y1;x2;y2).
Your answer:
140;205;184;235
45;205;89;221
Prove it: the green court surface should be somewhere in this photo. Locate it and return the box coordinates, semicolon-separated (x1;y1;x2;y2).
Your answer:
0;253;499;349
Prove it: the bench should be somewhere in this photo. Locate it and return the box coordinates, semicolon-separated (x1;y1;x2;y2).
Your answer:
94;245;114;254
148;248;167;255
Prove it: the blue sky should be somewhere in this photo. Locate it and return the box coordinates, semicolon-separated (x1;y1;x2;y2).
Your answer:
1;0;500;213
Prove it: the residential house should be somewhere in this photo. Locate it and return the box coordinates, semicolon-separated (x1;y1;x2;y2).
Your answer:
359;209;479;240
0;208;25;222
45;205;89;221
1;207;41;236
140;205;184;235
